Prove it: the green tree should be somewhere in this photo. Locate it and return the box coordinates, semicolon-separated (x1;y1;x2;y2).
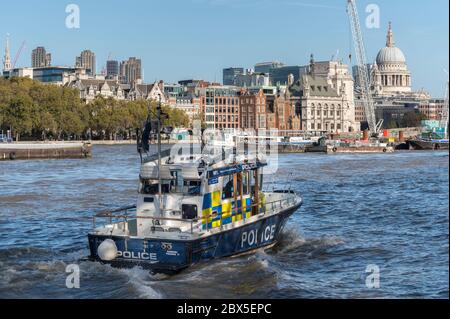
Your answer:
401;111;426;128
6;94;34;141
0;78;191;141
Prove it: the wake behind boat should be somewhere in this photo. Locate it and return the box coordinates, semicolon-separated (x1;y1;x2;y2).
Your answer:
87;105;302;274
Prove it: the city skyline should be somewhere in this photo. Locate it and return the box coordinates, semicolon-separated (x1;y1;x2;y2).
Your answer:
0;0;448;96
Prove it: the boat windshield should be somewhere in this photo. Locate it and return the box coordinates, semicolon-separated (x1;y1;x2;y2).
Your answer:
140;179;201;195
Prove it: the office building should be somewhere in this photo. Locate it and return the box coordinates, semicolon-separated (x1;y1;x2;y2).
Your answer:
223;67;244;85
8;67;34;79
106;60;119;79
169;93;201;124
33;66;79;85
270;65;308;86
32;47;51;68
120;57;142;84
199;86;240;130
254;61;284;74
419;99;446;121
75;50;96;75
233;72;270;87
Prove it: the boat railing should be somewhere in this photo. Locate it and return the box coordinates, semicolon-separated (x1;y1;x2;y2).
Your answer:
92;193;299;235
93;205;137;230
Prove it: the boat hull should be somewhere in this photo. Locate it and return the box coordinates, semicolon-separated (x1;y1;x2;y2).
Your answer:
87;202;301;274
408;139;449;150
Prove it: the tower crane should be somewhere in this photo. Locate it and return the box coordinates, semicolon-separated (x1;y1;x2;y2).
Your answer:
347;0;383;137
12;41;26;69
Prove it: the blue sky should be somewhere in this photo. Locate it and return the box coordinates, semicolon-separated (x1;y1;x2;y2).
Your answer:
0;0;448;96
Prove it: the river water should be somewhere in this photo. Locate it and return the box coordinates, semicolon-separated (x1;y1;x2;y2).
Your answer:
0;145;448;299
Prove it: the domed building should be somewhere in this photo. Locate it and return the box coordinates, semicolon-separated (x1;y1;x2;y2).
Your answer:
372;22;412;96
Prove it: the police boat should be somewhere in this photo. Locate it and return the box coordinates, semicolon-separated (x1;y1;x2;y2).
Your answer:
87;106;302;274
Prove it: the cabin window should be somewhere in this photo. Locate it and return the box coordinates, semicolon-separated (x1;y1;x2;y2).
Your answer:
242;172;250;195
248;170;263;194
140;180;171;195
170;170;184;193
184;180;201;195
182;204;198;220
141;182;170;194
142;183;158;194
222;175;234;199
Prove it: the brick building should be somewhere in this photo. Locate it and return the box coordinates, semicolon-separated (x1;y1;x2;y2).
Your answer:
419;99;446;121
199;86;240;130
238;88;300;133
239;89;256;129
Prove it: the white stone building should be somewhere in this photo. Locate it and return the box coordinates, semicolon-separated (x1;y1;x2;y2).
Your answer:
9;68;34;79
372;23;412;96
168;94;201;124
128;81;167;103
66;74;129;103
292;58;359;133
354;22;431;125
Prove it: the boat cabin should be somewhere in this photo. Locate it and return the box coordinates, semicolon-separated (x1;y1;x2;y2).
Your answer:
135;154;266;237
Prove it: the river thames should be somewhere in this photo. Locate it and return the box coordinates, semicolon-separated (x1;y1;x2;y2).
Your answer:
0;145;448;298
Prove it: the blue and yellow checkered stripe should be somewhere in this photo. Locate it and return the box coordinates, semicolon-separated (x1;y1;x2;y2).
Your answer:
202;191;252;230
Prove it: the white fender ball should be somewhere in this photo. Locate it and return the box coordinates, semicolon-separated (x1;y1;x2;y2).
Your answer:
97;239;118;261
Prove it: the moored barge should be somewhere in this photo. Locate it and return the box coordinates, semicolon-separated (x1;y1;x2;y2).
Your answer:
0;142;92;160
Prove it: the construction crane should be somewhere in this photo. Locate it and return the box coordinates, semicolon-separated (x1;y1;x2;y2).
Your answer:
347;0;383;137
12;41;26;69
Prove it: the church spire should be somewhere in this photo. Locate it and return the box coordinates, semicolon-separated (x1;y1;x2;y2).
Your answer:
386;22;395;48
3;34;12;72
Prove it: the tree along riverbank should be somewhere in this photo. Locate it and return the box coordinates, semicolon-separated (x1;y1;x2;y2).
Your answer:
0;77;190;142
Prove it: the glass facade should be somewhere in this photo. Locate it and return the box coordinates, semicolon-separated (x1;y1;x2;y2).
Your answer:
33;67;76;83
254;61;285;74
270;66;308;85
223;68;244;85
106;60;119;78
164;84;184;97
